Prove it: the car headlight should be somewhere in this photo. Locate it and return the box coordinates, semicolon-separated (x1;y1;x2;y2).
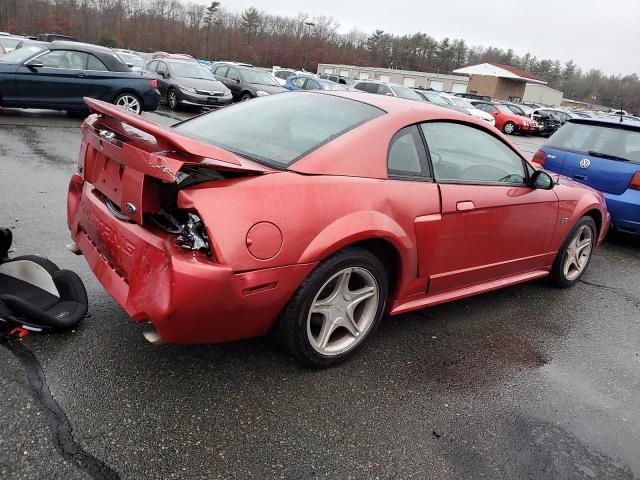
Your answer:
256;90;270;97
179;85;197;94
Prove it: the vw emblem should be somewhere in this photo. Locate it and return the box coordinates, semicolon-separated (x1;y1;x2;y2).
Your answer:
124;202;137;214
579;158;591;169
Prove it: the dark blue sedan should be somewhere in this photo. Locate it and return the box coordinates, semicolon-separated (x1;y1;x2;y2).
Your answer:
534;118;640;235
0;41;160;114
284;75;345;91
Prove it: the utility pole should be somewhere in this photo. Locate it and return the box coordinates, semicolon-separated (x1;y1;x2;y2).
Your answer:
303;21;315;71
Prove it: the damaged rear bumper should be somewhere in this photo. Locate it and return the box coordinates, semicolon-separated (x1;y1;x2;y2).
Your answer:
67;175;316;343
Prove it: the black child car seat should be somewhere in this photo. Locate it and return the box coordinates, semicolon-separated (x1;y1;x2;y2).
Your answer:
0;228;88;331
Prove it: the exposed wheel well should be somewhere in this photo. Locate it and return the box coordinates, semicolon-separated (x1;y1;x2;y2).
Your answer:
583;209;603;237
349;238;401;297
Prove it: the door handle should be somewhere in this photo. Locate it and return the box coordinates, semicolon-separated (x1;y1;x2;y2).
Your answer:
456;201;475;211
78;73;87;78
573;174;587;181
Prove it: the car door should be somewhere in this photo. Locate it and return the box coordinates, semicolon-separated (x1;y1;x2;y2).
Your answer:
15;49;91;108
155;61;170;97
418;121;559;296
290;77;306;90
225;67;242;97
303;78;320;90
84;53;118;101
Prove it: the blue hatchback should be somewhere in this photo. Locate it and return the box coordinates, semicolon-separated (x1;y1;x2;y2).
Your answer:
534;118;640;235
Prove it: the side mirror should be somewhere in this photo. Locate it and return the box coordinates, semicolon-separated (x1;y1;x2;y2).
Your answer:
126;63;134;68
25;60;44;69
158;71;166;78
530;170;554;190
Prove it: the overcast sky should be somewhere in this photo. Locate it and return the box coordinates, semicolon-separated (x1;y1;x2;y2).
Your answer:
197;0;639;76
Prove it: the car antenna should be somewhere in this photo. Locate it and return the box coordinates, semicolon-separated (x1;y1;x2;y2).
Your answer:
619;86;624;123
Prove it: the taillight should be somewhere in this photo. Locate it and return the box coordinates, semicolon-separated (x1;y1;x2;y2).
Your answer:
149;79;158;89
532;150;546;166
630;172;640;190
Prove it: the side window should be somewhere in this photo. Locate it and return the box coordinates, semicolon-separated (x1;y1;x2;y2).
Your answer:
353;82;368;92
228;68;240;81
156;61;167;76
87;54;108;71
291;77;306;88
303;79;318;90
378;84;392;95
215;65;228;77
146;60;158;72
387;126;430;178
38;50;88;69
421;122;526;184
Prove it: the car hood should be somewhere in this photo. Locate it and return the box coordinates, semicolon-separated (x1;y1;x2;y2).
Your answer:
175;77;229;92
469;108;493;121
249;84;287;94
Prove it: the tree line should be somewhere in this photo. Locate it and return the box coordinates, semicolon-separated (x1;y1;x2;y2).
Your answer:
1;0;638;112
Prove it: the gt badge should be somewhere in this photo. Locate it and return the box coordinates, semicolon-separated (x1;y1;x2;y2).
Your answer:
560;217;569;224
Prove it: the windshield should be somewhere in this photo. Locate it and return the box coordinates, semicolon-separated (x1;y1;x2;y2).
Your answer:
548;122;640;164
0;45;44;63
496;105;514;114
170;62;215;80
423;93;450;106
450;97;474;109
240;69;280;86
174;93;384;167
516;104;533;115
391;85;423;101
117;52;144;68
0;37;21;49
319;80;345;91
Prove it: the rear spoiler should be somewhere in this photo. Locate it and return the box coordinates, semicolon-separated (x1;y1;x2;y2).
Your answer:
83;97;243;167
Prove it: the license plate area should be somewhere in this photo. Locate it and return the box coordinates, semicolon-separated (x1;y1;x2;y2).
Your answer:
83;142;160;224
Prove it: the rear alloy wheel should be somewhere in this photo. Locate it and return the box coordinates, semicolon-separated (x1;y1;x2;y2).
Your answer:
276;247;388;368
113;93;142;114
551;216;596;288
167;89;179;110
503;121;516;135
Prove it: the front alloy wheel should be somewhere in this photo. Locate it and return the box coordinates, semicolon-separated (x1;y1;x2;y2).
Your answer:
113;93;141;114
168;89;178;110
277;247;388;368
552;216;596;287
503;121;516;135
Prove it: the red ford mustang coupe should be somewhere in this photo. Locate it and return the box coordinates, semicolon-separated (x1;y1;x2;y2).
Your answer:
67;92;609;367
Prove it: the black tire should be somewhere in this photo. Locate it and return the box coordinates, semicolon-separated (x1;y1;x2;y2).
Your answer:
551;216;597;288
503;121;517;135
275;247;388;368
167;88;179;110
241;92;253;102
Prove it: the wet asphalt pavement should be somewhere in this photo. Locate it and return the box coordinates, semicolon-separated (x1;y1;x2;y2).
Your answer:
0;106;639;480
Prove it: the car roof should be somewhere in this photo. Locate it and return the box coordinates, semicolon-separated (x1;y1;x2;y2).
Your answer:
164;58;202;66
567;117;640;131
46;41;129;71
288;91;524;178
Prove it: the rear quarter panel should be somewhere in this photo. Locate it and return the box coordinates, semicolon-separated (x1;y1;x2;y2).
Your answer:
178;172;441;300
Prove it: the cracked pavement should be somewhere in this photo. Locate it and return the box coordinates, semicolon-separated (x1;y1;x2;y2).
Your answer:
1;106;639;479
